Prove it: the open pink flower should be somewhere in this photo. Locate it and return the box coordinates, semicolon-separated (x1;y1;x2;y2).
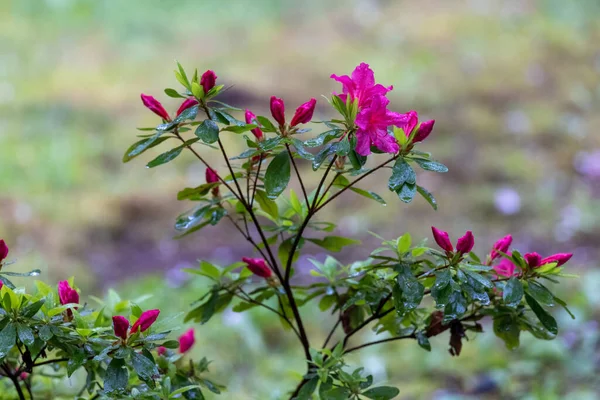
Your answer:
242;257;272;278
494;257;520;277
490;235;512;260
290;98;317;126
355;95;407;156
130;309;160;334
179;328;195;353
330;63;393;109
245;109;264;140
0;240;8;262
200;70;217;94
112;316;129;340
141;94;170;121
399;110;435;143
176;98;199;116
540;253;573;267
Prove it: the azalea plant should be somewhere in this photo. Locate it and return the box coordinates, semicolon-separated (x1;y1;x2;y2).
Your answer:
0;240;220;399
124;62;575;399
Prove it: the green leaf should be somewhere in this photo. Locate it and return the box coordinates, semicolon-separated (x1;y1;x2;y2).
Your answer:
146;146;184;168
416;185;437;210
131;351;158;382
264;151;291;199
416;331;431;351
256;116;277;133
525;293;558;335
291;138;314;160
397;233;411;254
294;376;319;400
388;159;416;192
20;299;45;318
259;136;284;152
460;268;493;289
312;143;337;170
322;387;352;400
397;182;417;203
195;120;220;144
526;281;555;306
123;132;170;163
303;130;343;147
413;158;448;173
0;322;16;358
394;265;424;314
221;124;257;134
164;88;185;98
278;237;304;268
503;277;524;308
493;314;520;350
362;386;400;400
307;236;360;252
443;291;467;322
254;190;279;220
177;183;219;201
104;358;129;394
17;323;35;346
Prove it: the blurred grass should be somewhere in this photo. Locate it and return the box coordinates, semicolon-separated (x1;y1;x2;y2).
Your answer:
1;0;600;398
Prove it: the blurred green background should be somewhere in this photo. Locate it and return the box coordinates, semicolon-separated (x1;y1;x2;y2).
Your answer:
1;0;600;398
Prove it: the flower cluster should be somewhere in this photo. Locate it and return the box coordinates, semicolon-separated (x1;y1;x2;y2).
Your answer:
112;309;160;341
269;96;317;133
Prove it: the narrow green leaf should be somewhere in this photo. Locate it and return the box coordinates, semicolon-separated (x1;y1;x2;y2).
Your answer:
264;151;291;199
307;236;360;252
525;293;558;335
195;120;220;144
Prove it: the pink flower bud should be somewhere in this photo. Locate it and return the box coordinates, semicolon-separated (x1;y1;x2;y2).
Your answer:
19;372;29;380
524;252;542;268
242;257;272;278
112;316;129;340
130;309;160;334
58;281;79;307
0;240;8;262
245;109;263;140
157;346;167;356
494;257;519;277
540;253;573;267
140;94;170;121
179;328;195;353
456;231;474;254
176;98;199;116
490;234;512;260
205;167;219;184
431;227;453;252
200;70;217;94
270;96;286;126
290;98;317;127
0;281;3;290
402;110;419;137
413;120;435;143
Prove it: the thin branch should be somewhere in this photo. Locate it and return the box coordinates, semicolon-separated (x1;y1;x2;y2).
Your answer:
250;155;263;208
218;139;246;201
286;144;309;206
322;317;341;349
344;334;416;354
314;155;398;213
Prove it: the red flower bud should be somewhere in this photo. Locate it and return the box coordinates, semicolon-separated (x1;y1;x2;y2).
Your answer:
58;281;79;307
0;281;3;290
490;234;512;260
524;252;542;268
245;109;263;140
176;98;199;116
540;253;573;267
413;120;435;143
290;98;317;127
112;316;129;340
431;227;453;252
157;346;167;356
179;328;195;353
205;168;219;184
270;96;286;126
0;240;8;262
200;70;217;94
19;372;28;381
140;94;170;121
242;257;272;278
130;309;160;334
456;231;474;254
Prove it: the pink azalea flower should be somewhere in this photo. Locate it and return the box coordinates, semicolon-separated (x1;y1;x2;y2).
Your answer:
493;257;520;278
354;95;407;156
200;70;217;94
290;98;317;127
244;109;263;140
157;346;167;356
490;235;512;260
431;227;453;252
456;231;475;254
112;316;129;340
58;281;79;307
524;252;542;268
540;253;573;267
242;257;272;278
179;328;196;353
176;98;199;116
140;94;170;121
0;240;8;262
130;309;160;334
330;63;393;109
